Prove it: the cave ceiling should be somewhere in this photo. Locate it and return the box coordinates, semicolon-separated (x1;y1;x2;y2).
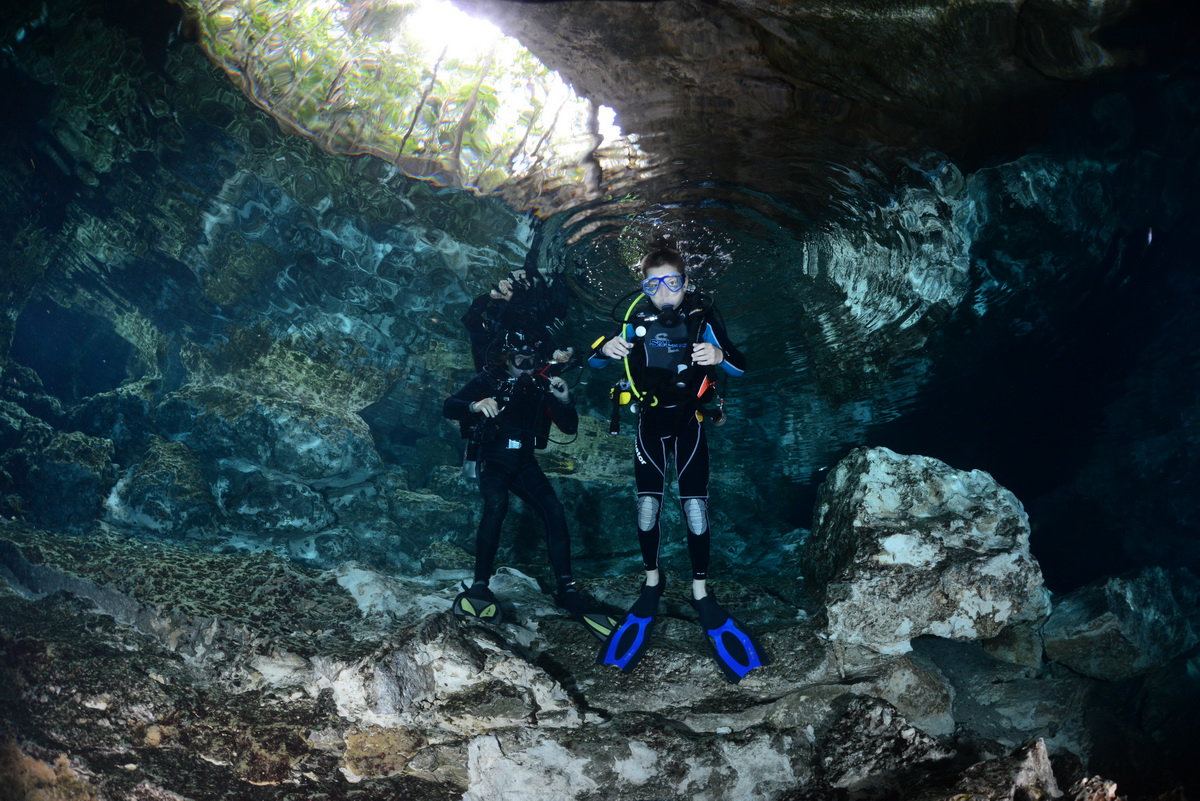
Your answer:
453;0;1135;209
180;0;1137;222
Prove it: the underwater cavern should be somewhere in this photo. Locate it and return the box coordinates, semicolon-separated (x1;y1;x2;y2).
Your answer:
1;0;1199;798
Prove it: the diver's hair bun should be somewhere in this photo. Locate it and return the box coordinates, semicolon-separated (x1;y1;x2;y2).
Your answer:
638;246;685;276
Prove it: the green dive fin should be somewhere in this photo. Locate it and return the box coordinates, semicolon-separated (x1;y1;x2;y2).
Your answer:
453;582;503;624
555;586;619;642
580;611;620;642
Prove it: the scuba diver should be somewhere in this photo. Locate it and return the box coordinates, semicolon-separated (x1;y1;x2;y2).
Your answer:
588;246;768;683
443;331;615;640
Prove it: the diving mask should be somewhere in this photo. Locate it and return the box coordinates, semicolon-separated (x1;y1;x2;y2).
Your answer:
641;274;685;296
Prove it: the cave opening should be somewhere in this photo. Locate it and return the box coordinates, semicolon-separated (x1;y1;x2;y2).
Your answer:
10;296;134;404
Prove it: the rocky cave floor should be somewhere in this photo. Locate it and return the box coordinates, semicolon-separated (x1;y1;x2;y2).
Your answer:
2;446;1198;801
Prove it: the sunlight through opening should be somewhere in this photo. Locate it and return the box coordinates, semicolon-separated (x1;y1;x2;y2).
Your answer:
404;0;506;59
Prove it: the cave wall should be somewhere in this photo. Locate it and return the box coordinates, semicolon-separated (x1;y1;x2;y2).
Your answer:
0;0;550;572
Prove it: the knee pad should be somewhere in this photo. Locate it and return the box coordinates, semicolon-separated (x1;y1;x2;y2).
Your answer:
683;498;709;536
637;495;661;531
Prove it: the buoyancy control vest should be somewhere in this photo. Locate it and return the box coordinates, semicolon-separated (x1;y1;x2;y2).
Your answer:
621;294;716;410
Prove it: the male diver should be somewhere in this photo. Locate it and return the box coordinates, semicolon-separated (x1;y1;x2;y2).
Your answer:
588;246;768;683
443;331;614;639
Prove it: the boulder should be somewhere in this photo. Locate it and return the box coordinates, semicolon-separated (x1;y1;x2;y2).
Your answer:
802;447;1051;654
106;435;219;536
1042;567;1200;681
156;385;382;486
916;739;1062;801
817;696;954;795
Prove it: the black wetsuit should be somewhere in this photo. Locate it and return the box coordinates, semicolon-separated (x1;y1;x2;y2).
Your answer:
589;293;746;580
443;369;579;588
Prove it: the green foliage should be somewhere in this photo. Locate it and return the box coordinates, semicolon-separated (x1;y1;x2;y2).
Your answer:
176;0;627;207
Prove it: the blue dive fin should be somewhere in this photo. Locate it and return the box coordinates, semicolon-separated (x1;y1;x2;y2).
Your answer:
597;578;664;673
693;594;768;684
598;613;655;672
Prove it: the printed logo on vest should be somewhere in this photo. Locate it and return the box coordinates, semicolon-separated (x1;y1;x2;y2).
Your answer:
647;333;685;351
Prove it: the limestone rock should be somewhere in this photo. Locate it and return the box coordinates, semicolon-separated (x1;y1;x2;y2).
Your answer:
1;400;117;527
1042;567;1200;681
817;696;954;795
981;622;1045;668
106;435;219;536
462;715;812;801
374;479;479;560
1069;776;1123;801
0;399;53;516
30;430;117;525
219;466;334;534
287;527;366;568
802;446;1051;654
156;385;382;486
1;521;1147;801
312;613;588;736
68;379;157;463
0;363;66;426
852;654;956;737
911;637;1091;760
919;739;1061;801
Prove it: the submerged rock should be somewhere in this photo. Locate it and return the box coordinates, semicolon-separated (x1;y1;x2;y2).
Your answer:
911;637;1091;761
1041;566;1200;681
0;399;117;527
918;739;1061;801
106;435;219;536
0;519;1148;800
157;385;382;486
802;446;1051;655
817;696;954;795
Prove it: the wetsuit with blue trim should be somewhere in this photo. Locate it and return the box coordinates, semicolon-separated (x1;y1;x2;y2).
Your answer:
588;292;746;581
443;369;578;590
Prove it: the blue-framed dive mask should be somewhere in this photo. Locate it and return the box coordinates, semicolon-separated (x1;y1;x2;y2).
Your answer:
641;274;685;296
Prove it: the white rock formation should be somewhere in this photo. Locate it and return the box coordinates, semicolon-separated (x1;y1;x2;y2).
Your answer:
802;447;1051;654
